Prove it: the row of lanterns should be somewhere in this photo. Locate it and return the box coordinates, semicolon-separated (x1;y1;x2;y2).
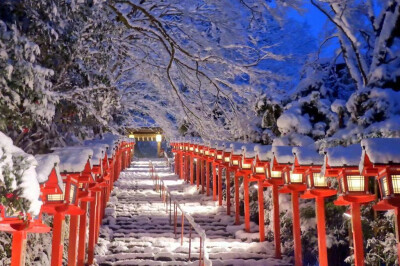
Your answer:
0;135;135;266
170;138;400;266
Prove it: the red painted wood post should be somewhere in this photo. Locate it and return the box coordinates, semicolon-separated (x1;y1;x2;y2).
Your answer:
351;203;365;266
180;154;184;179
218;165;223;206
175;153;178;175
206;162;210;196
292;191;303;266
395;208;400;263
51;212;66;266
68;215;79;266
201;159;205;194
95;192;102;243
315;197;328;266
190;156;194;184
87;196;98;264
196;159;200;189
186;155;190;183
213;163;217;201
234;173;240;225
244;175;250;232
10;231;27;266
272;185;282;259
77;202;88;266
226;169;231;215
258;180;265;242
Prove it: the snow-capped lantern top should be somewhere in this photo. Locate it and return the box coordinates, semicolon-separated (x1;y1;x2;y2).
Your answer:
35;154;64;199
360;138;400;172
272;146;294;165
84;138;115;158
254;145;273;162
85;144;108;177
0;132;41;216
230;142;244;156
88;144;108;166
228;142;244;169
241;143;257;158
269;146;294;182
322;144;374;203
292;147;331;191
292;146;324;166
360;138;400;202
323;144;362;168
214;141;226;163
52;147;93;173
221;142;233;166
252;145;273;178
240;143;256;171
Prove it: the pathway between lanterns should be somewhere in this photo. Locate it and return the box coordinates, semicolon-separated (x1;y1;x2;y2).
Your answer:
94;158;291;265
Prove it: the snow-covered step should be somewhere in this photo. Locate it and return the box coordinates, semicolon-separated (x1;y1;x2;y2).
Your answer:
95;158;292;265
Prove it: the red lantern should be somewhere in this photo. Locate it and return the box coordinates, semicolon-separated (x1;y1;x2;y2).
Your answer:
214;141;226;205
293;146;335;266
251;145;272;244
239;143;257;233
228;143;244;225
323;144;374;266
360;138;400;262
204;141;217;197
47;148;93;266
271;146;304;266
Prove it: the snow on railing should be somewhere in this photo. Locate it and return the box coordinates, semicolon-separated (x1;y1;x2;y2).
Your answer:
149;161;212;266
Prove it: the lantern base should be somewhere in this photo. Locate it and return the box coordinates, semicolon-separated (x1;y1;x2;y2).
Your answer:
301;189;337;199
0;219;50;233
373;198;400;211
279;184;307;194
334;194;376;206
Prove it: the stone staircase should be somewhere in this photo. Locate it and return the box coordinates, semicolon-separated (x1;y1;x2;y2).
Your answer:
94;159;291;266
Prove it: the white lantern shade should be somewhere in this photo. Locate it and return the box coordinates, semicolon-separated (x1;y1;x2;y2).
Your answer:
270;171;281;178
346;175;365;192
392;175;400;194
156;134;162;142
242;163;251;169
255;167;265;174
289;172;303;183
313;173;327;187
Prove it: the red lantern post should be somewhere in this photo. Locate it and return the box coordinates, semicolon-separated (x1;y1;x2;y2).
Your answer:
255;145;284;259
214;142;226;206
272;146;304;266
293;147;336;266
205;143;216;197
324;144;375;266
360;138;400;262
239;144;257;233
48;148;94;266
171;139;180;176
222;144;233;215
0;154;63;266
228;143;244;225
251;145;273;243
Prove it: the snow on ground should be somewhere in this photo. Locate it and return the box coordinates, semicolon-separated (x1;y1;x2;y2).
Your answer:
95;158;291;266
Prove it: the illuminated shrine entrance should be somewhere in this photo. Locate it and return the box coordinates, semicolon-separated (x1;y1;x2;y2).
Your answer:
128;127;164;158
